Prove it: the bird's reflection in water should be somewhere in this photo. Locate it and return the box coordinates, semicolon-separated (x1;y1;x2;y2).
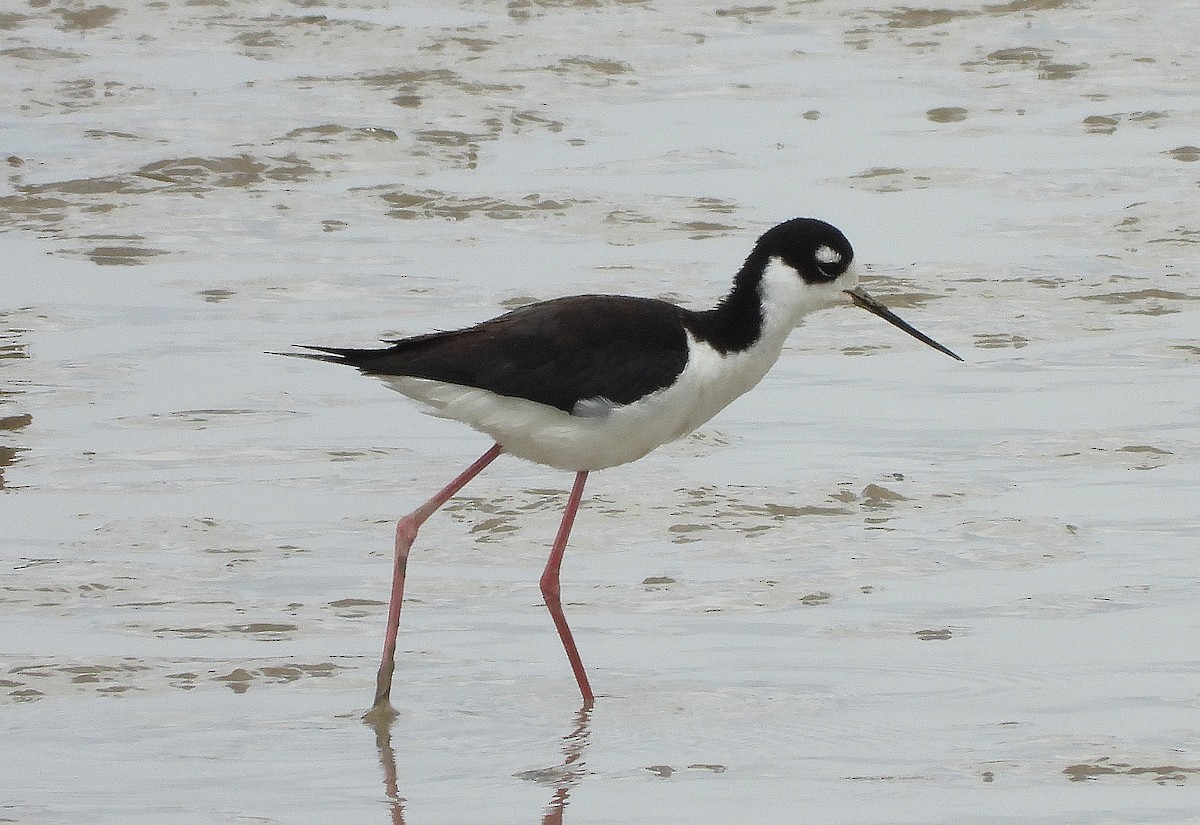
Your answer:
514;704;593;824
366;703;594;824
368;711;407;825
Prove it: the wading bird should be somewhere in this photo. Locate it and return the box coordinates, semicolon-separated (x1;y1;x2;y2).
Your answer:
282;217;961;715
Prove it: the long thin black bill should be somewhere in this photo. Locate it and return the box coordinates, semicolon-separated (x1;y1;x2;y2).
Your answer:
844;287;963;362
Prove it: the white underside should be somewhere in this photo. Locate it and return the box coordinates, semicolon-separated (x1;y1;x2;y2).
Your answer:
378;331;784;470
379;259;857;471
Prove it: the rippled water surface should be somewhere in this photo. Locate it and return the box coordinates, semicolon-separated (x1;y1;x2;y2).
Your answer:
3;1;1199;822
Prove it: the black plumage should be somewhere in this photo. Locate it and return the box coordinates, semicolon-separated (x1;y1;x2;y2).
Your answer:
296;295;695;414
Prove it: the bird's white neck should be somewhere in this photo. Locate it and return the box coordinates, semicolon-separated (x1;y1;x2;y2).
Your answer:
755;256;859;345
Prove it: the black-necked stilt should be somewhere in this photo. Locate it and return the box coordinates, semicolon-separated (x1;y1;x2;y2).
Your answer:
282;217;961;715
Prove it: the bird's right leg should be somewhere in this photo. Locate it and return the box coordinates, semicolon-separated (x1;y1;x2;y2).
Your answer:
367;443;504;719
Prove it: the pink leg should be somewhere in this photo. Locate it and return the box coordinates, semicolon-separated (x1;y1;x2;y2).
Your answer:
539;471;594;706
367;443;503;717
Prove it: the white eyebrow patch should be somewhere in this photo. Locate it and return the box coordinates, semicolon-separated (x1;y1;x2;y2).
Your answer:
815;244;841;265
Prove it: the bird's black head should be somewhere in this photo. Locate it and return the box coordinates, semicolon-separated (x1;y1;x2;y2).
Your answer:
754;217;854;284
731;216;963;360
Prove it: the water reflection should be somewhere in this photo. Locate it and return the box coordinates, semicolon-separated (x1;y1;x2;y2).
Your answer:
367;712;407;825
366;704;593;824
517;706;593;825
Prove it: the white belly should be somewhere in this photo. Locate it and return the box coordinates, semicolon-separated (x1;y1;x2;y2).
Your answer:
378;331;788;471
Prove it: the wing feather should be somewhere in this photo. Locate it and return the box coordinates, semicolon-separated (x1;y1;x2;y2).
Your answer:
312;295;692;414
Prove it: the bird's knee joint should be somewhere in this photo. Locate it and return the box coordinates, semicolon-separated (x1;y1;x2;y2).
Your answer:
394;518;419;553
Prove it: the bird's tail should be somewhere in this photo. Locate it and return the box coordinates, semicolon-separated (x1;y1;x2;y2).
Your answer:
268;345;363;364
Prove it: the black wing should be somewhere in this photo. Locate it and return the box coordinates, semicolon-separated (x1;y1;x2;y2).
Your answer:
294;295;692;414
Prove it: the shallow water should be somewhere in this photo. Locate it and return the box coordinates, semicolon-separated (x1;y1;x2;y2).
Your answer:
2;1;1199;822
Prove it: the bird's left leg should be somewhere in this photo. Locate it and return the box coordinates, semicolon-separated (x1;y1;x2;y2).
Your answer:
367;443;504;719
539;470;594;707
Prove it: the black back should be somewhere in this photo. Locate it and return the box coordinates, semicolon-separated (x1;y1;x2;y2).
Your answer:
308;295;693;413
